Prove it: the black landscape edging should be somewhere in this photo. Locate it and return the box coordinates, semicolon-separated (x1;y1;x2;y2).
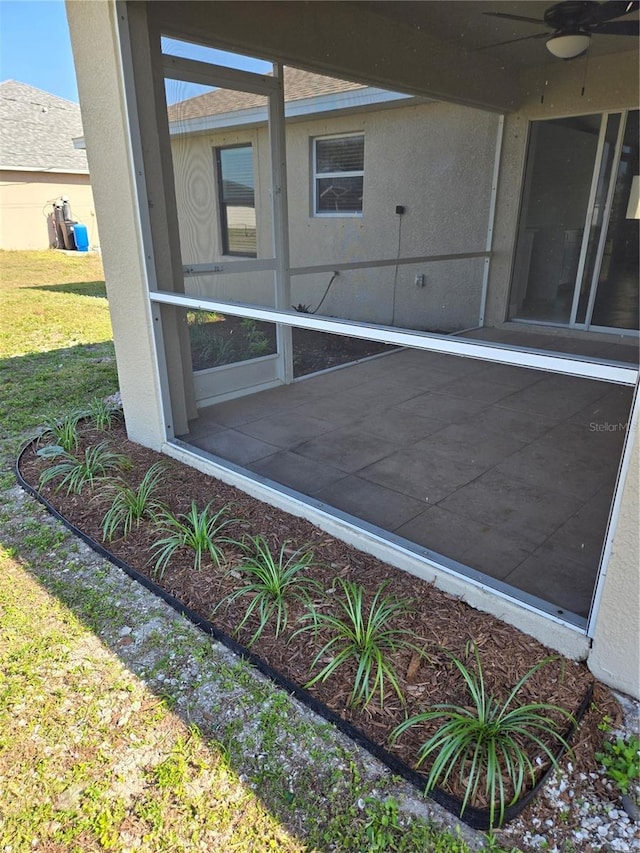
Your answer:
15;441;593;831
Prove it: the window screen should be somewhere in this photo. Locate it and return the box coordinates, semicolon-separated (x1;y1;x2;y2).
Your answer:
314;134;364;215
216;145;257;256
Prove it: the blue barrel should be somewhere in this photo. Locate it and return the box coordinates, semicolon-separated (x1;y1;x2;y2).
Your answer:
72;223;89;252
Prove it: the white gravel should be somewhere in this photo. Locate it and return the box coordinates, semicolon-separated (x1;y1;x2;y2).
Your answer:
498;693;640;852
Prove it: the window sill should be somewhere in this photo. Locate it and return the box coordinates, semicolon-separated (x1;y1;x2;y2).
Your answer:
312;212;363;219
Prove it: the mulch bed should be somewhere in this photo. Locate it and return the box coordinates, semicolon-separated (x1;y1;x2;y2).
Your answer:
17;421;621;833
190;314;394;376
291;327;396;377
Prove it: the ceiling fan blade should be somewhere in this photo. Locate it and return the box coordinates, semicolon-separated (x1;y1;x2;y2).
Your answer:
587;1;640;25
482;12;546;25
474;31;550;50
592;18;640;32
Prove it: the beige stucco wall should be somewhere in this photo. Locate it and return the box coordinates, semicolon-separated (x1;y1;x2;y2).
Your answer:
588;407;640;699
172;123;275;307
173;100;498;331
66;0;167;449
0;170;99;250
289;102;496;330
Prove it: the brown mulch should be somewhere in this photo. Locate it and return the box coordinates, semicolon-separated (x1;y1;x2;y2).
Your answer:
18;421;621;829
190;315;394;376
291;327;395;376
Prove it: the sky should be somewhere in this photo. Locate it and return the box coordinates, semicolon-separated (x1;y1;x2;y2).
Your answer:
0;0;272;105
1;0;79;102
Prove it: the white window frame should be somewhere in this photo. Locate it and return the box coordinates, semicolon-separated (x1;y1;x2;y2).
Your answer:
313;132;364;217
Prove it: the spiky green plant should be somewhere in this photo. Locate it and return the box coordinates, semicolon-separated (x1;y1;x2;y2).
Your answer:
214;536;321;647
101;462;166;541
187;312;237;368
38;411;83;452
38;442;129;495
204;335;237;366
295;578;421;709
152;502;237;578
237;319;270;360
84;396;122;431
390;647;574;828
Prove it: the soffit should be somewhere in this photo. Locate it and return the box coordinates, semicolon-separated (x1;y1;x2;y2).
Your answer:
146;1;519;112
364;1;639;68
144;1;638;113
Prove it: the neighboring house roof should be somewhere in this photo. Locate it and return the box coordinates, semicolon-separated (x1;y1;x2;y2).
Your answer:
76;67;414;151
166;66;413;138
0;80;89;173
167;66;367;122
222;178;254;206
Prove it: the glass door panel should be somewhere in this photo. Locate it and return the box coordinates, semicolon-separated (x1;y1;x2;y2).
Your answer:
589;110;639;331
510;114;601;324
574;113;621;324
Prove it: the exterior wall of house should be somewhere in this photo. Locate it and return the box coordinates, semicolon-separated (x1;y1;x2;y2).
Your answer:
290;102;496;330
0;170;99;250
66;0;639;698
172;124;275;308
172;101;498;331
66;0;167;450
588;417;640;699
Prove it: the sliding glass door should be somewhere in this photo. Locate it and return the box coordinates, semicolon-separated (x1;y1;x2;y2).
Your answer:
510;110;639;334
589;110;639;331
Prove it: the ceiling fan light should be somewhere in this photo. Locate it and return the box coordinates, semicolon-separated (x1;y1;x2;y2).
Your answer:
546;32;592;59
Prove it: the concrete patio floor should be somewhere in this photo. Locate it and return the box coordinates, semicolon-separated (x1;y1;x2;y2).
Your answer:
180;339;636;624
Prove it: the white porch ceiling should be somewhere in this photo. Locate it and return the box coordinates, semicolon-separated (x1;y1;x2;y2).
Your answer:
148;1;638;113
365;2;639;68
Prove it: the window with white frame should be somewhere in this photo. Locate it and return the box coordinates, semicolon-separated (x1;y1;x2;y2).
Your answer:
313;133;364;216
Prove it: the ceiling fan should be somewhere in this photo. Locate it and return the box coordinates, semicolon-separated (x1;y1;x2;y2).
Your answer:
483;0;639;59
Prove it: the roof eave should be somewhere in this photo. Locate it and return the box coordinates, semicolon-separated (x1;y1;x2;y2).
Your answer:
0;164;90;175
168;86;418;137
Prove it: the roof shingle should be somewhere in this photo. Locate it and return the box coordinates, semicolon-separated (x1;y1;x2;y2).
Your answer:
167;66;366;122
0;80;89;172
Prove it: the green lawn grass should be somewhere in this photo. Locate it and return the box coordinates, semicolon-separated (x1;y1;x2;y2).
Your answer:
0;543;306;853
0;251;505;851
0;250;112;356
0;250;118;453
